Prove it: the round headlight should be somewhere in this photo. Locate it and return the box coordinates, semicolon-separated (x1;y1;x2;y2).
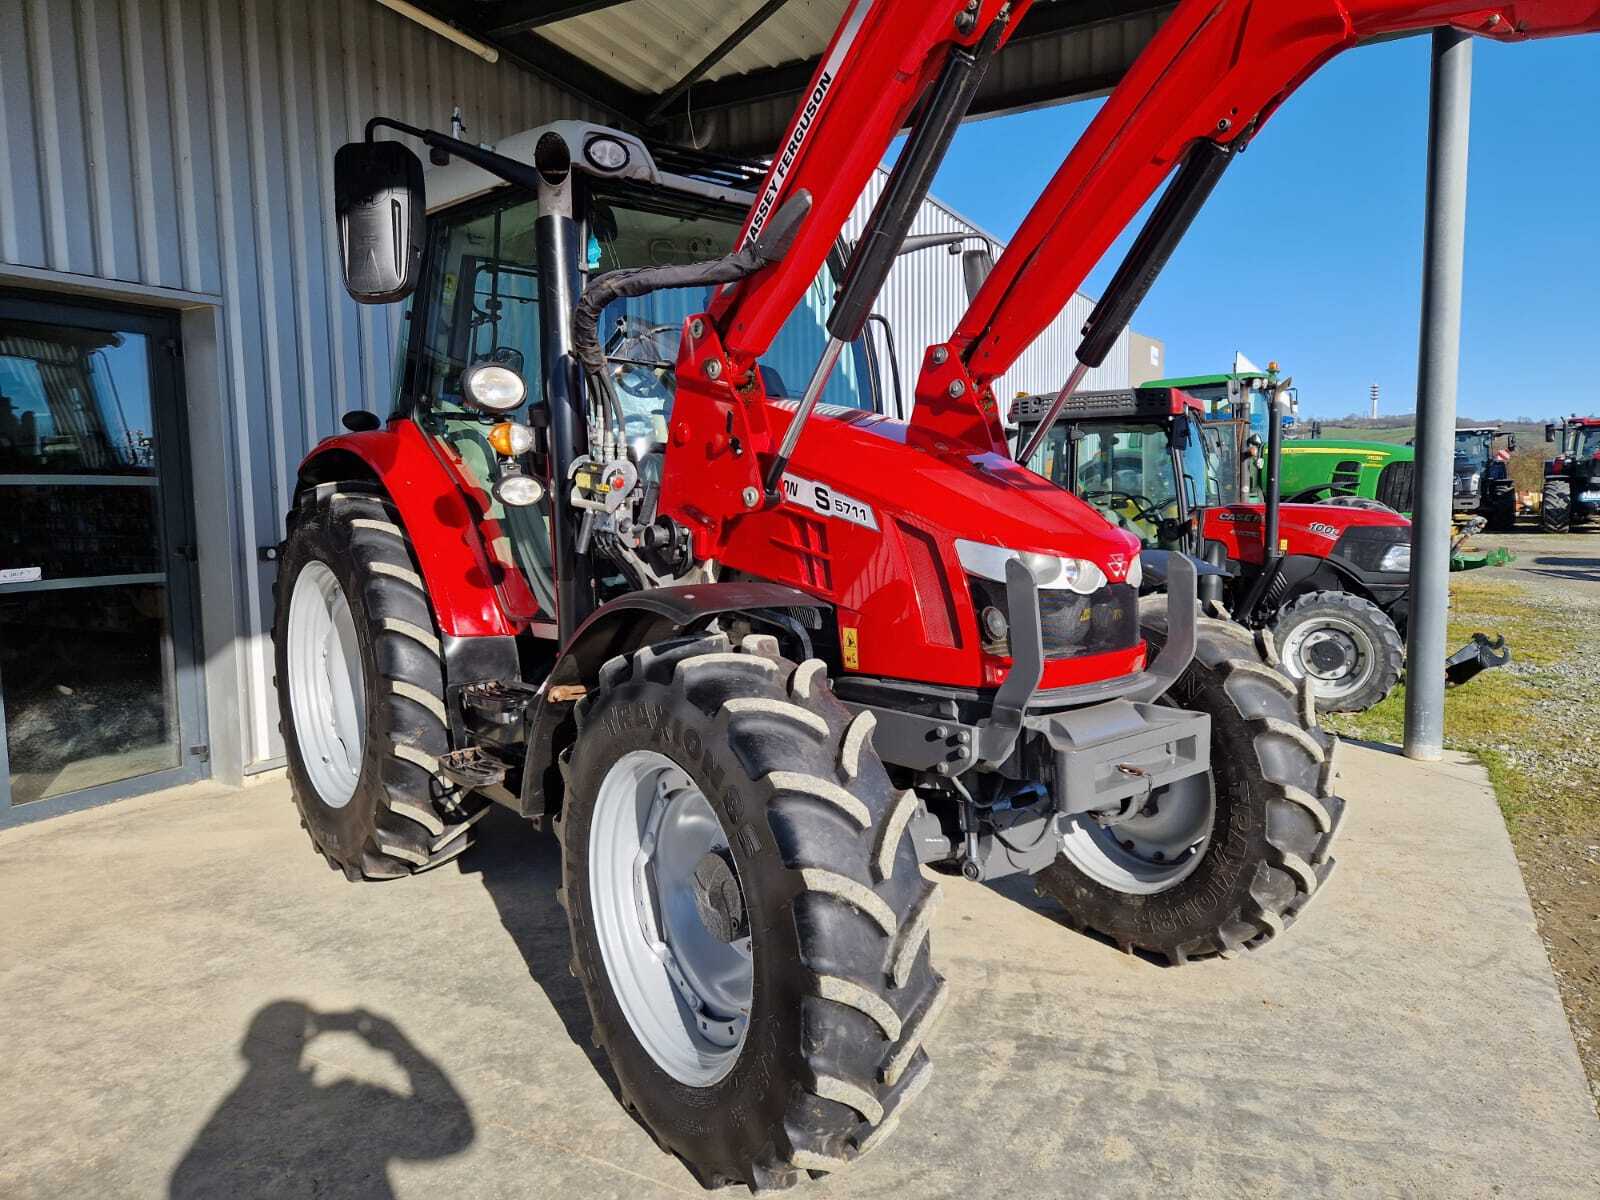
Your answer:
493;471;545;508
584;135;630;172
488;420;535;457
462;362;527;412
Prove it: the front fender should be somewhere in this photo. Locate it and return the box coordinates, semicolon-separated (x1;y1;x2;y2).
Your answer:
297;421;521;638
518;581;829;823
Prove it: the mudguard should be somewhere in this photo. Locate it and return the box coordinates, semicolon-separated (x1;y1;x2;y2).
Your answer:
518;581;829;823
295;420;524;638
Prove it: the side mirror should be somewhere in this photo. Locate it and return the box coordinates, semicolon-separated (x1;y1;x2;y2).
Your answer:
1507;434;1518;452
1545;423;1557;443
335;140;425;304
961;249;995;303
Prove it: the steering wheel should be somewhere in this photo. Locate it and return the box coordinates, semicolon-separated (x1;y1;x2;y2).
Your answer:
1082;489;1163;523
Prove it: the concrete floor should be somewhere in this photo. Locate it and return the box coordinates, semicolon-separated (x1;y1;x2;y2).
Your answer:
2;744;1598;1199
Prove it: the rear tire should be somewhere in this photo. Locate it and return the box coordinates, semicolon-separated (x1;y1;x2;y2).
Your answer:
1541;479;1571;533
274;483;477;880
1270;590;1404;714
1036;617;1346;964
558;633;943;1189
1485;489;1517;532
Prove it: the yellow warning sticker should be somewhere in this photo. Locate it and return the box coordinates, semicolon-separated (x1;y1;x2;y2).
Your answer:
842;627;860;670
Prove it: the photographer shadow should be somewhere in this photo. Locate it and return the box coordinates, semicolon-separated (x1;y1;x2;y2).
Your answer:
169;1001;473;1200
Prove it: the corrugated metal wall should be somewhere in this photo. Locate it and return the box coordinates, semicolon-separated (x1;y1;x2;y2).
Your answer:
846;168;1130;418
0;0;596;767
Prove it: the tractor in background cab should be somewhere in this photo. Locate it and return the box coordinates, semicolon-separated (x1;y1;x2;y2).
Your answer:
1542;415;1600;532
1014;385;1411;712
1453;426;1518;530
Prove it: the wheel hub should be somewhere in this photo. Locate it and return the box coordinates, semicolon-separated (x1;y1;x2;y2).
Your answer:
1058;770;1215;895
691;849;747;944
1280;612;1376;701
590;751;753;1086
285;560;366;809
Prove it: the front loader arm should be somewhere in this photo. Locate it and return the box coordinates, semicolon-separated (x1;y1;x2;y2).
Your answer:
708;0;1031;368
948;0;1600;395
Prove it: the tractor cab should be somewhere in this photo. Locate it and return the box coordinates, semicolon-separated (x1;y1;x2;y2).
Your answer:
1452;425;1518;525
392;121;884;624
1012;386;1221;554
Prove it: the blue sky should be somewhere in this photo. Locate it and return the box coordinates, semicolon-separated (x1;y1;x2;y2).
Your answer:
925;33;1599;421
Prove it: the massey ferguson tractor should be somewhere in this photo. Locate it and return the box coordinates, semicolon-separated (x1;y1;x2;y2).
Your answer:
276;0;1600;1187
1542;414;1600;531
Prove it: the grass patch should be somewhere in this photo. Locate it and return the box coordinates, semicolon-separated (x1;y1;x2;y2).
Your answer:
1325;574;1599;833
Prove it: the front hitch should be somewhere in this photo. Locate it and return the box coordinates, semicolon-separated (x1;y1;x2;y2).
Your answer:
1444;633;1511;688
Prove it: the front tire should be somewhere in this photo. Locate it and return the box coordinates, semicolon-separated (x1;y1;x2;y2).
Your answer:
1541;479;1571;533
274;483;478;880
558;633;944;1189
1036;617;1346;964
1270;590;1404;714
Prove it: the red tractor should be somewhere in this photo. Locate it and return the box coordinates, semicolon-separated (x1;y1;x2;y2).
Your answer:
1015;386;1412;711
276;0;1599;1186
1542;414;1600;531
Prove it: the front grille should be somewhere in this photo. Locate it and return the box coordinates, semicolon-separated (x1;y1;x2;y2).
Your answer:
970;578;1141;661
1377;460;1415;512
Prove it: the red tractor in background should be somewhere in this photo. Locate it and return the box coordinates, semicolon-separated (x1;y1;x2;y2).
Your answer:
1015;386;1413;711
1542;414;1600;531
276;0;1600;1187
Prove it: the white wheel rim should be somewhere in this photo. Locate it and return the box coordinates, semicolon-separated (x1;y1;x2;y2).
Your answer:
1057;771;1215;895
286;560;367;808
590;750;752;1087
1280;614;1376;703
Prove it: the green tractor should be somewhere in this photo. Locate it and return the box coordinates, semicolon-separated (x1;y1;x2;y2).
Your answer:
1152;362;1417;514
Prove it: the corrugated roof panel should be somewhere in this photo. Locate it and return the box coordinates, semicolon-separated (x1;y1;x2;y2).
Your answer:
540;0;846;95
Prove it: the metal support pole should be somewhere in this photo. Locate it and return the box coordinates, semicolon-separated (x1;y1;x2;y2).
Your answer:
1405;28;1473;761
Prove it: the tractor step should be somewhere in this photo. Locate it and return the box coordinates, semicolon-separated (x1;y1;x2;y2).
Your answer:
461;679;540;727
438;746;509;790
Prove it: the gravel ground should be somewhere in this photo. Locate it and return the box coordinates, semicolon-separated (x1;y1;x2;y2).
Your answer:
1460;527;1600;1107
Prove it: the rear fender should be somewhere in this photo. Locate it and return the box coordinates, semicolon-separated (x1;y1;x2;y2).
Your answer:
519;581;829;823
295;421;521;638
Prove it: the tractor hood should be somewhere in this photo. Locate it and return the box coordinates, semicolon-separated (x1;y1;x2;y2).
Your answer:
1205;500;1408;567
782;406;1144;583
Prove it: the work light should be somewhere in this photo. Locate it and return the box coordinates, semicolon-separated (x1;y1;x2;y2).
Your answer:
462;361;527;412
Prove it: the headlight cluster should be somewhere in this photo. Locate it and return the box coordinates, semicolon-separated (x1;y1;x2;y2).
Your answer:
1378;543;1411;573
955;539;1138;595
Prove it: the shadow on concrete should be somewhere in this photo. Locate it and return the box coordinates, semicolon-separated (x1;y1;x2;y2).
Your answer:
1525;555;1600;584
169;1001;472;1199
455;808;607;1074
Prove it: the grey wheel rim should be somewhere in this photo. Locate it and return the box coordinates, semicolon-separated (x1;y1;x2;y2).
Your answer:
285;560;366;809
590;750;753;1087
1057;772;1215;895
1280;614;1376;703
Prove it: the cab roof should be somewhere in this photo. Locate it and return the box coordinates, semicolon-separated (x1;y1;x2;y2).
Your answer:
1011;386;1203;426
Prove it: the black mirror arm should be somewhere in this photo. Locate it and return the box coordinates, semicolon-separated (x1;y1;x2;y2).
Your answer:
364;116;544;194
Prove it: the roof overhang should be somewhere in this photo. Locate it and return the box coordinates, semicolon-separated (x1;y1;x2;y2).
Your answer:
406;2;1174;154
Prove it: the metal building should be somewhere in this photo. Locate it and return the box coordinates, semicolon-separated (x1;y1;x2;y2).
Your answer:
0;0;1168;823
